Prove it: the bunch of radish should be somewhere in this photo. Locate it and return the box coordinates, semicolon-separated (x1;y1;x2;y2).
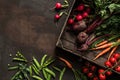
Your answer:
53;0;69;21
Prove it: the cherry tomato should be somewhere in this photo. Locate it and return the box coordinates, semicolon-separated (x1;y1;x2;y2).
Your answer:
105;70;112;76
98;69;105;74
109;57;117;64
115;66;120;72
113;53;120;60
99;74;106;80
87;72;93;78
82;67;89;73
104;61;112;68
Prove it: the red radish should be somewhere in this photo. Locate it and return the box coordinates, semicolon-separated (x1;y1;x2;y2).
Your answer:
55;3;62;9
82;12;88;18
76;14;83;21
77;4;84;11
86;7;91;13
99;74;106;80
54;12;64;20
67;18;74;25
109;57;117;64
113;53;120;60
115;66;120;72
55;14;60;20
104;61;112;68
105;71;112;76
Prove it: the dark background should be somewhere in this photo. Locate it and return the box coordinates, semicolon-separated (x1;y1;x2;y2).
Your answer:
0;0;120;80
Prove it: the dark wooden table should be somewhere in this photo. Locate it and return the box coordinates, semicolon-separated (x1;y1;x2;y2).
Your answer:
0;0;120;80
0;0;75;80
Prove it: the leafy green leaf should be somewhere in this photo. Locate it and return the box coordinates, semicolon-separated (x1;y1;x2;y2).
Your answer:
108;3;120;13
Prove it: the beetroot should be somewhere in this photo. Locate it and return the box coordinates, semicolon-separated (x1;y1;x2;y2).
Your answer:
73;20;87;31
77;32;88;43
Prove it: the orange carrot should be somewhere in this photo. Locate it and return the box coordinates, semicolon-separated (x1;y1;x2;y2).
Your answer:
91;42;113;50
93;47;111;60
59;57;72;68
95;40;108;47
108;46;118;60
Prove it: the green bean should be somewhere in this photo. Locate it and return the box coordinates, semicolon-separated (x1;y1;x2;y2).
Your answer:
32;75;43;80
40;55;47;66
33;57;41;69
59;68;66;80
44;68;55;78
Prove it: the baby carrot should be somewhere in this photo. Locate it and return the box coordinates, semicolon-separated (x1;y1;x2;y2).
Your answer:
95;40;108;47
108;46;118;60
59;57;72;69
93;47;111;60
91;42;113;50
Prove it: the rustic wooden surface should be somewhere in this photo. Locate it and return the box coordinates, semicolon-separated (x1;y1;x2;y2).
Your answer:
0;0;74;80
0;0;120;80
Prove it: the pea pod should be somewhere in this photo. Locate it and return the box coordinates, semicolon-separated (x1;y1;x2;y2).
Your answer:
29;66;32;76
47;73;51;80
33;57;41;69
52;66;61;72
42;69;48;80
41;55;47;66
11;71;21;80
32;75;43;80
22;71;30;80
59;68;66;80
44;68;55;78
32;64;39;75
13;58;27;62
43;59;55;67
8;66;18;70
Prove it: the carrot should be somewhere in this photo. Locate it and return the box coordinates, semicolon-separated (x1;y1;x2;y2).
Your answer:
93;47;111;60
91;42;113;50
59;57;72;68
108;46;118;60
95;40;108;47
